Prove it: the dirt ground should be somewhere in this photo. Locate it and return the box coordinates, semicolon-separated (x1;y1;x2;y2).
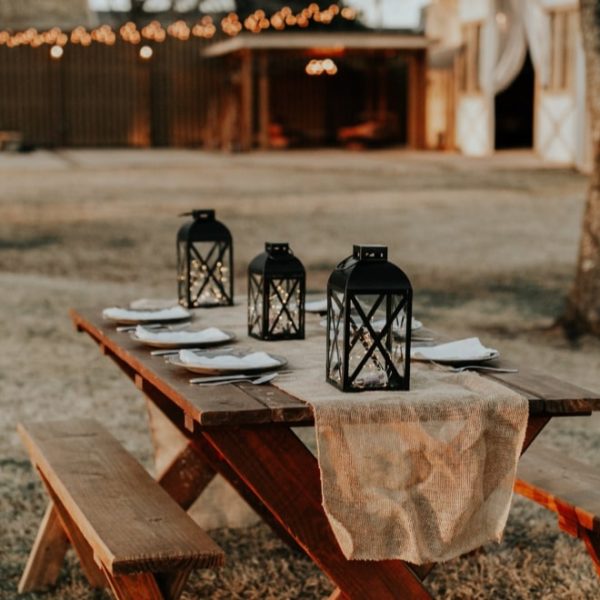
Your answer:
2;148;600;599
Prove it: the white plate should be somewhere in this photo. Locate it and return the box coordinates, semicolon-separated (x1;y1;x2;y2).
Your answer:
103;306;191;325
130;328;235;349
411;350;500;366
306;299;328;314
167;349;288;375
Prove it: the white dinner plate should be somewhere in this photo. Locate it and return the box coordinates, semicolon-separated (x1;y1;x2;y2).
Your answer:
130;328;235;349
411;350;500;366
167;349;288;375
102;306;191;325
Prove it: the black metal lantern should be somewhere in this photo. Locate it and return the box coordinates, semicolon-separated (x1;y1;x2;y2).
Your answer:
177;209;234;308
326;245;412;392
248;243;306;340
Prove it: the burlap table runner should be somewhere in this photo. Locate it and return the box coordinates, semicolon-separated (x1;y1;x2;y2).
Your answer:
274;363;528;564
189;302;529;564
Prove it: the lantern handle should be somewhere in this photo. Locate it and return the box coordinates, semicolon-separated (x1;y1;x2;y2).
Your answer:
178;209;216;220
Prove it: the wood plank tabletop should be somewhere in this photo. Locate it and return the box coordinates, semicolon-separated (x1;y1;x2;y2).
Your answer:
70;306;600;427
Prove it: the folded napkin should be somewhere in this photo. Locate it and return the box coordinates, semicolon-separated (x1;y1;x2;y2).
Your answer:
179;350;280;369
135;325;229;344
129;298;179;310
103;305;190;322
273;364;528;564
411;337;497;362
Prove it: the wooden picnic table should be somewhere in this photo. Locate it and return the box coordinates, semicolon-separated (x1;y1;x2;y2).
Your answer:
70;305;600;599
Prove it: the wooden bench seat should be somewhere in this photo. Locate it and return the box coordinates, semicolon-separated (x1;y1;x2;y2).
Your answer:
515;442;600;575
17;419;224;599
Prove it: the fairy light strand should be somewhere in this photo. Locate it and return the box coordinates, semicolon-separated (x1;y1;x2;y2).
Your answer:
0;4;357;49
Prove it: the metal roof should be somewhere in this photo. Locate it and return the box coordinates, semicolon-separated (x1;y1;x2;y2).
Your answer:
203;31;429;57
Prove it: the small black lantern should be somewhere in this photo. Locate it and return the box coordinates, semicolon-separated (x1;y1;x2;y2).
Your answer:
248;243;306;340
326;245;412;392
177;209;234;308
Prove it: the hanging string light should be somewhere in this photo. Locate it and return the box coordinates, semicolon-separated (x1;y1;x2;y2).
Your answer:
0;3;358;48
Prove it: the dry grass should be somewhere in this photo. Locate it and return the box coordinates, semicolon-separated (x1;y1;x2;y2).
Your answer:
2;148;600;598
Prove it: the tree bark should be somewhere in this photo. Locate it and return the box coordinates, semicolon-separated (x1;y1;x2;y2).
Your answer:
562;0;600;337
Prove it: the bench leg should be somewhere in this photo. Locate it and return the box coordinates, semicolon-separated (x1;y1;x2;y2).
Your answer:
104;571;164;600
580;530;600;576
156;566;193;600
39;473;106;589
18;502;69;592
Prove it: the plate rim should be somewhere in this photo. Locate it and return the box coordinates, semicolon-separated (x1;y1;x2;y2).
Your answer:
130;329;236;348
411;350;501;365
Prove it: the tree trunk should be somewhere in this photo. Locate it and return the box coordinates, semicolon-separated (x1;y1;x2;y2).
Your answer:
562;0;600;337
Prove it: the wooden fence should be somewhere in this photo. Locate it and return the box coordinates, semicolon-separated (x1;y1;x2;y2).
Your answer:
0;38;218;147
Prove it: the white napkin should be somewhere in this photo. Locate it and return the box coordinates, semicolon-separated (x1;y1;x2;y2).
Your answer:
103;305;190;322
179;350;281;369
129;298;179;310
411;337;497;362
135;325;229;344
306;299;328;313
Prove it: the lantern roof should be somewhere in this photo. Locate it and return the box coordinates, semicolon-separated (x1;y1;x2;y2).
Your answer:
329;244;412;293
249;242;305;277
177;209;232;242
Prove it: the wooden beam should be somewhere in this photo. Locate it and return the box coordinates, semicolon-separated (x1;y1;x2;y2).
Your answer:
202;426;433;599
157;441;217;511
39;474;106;589
239;49;254;151
18;502;69;593
407;50;427;149
257;51;270;150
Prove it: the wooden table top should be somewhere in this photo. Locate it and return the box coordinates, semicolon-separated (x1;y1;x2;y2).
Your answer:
71;306;600;427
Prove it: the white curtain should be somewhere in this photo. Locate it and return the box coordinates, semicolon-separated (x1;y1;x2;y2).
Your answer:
479;0;551;94
517;0;552;88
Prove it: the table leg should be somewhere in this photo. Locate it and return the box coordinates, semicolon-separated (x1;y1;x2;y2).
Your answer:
138;377;302;552
202;425;432;600
521;416;551;453
145;399;217;510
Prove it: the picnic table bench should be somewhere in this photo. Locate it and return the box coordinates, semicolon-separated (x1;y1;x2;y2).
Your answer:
18;419;223;599
51;306;600;598
516;442;600;575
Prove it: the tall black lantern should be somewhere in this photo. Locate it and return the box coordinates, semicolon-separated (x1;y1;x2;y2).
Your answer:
248;243;306;340
177;209;234;308
326;245;412;392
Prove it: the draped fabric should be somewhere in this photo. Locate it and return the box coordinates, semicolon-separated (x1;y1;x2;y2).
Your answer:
517;0;552;88
479;0;548;96
474;0;552;95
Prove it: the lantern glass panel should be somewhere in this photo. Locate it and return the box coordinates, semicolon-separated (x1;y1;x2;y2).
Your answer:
187;240;231;307
345;293;408;390
326;244;412;392
268;277;303;336
327;289;346;385
248;272;264;336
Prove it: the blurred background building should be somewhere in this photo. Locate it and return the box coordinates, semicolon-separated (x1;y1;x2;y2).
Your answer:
0;0;591;170
425;0;590;171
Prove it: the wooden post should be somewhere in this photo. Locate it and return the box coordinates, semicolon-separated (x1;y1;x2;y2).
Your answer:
257;51;270;150
239;49;254;151
407;50;427;149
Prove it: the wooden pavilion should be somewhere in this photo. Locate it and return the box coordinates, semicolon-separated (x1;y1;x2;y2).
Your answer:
202;31;428;151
